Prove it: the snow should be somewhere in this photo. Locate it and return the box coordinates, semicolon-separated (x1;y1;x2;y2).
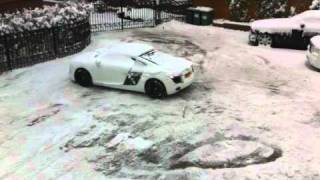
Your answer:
188;6;213;12
214;19;250;26
1;21;320;179
250;18;298;33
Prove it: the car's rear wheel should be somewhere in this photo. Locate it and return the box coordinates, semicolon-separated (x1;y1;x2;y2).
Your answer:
257;33;273;47
145;79;167;99
75;68;92;87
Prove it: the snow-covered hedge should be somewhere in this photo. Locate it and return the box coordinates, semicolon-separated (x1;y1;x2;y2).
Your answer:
0;2;93;35
310;0;320;10
227;0;250;22
256;0;288;19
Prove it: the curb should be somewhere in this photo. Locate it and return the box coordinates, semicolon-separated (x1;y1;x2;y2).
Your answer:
212;22;250;31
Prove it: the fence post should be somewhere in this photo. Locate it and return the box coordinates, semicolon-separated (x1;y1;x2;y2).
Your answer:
154;0;161;26
52;27;58;58
4;35;12;71
120;0;124;30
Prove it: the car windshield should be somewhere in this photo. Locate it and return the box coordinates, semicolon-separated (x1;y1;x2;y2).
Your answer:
139;49;158;64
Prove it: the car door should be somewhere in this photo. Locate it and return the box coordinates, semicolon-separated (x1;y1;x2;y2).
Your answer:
95;55;135;85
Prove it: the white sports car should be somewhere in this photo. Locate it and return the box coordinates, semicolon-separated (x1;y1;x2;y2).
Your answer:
69;43;195;98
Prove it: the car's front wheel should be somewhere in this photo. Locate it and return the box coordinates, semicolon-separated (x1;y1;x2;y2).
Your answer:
75;68;93;87
145;79;167;99
257;33;273;47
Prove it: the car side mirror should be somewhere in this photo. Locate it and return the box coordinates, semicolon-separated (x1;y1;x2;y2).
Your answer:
300;23;305;29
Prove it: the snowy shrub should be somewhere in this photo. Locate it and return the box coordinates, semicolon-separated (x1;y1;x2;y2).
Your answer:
310;0;320;9
0;1;93;35
226;0;251;22
256;0;288;19
289;6;297;16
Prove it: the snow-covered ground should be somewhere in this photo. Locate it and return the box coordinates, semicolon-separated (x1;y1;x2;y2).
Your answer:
1;21;320;179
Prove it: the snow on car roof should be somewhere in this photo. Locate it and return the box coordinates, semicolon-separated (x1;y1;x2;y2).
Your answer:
250;10;320;34
105;43;154;57
293;10;320;19
311;35;320;48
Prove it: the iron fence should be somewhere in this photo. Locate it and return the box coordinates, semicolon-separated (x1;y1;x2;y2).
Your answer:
0;19;91;73
90;0;192;32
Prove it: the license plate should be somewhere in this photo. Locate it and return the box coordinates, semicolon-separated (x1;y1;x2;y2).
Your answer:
185;72;192;78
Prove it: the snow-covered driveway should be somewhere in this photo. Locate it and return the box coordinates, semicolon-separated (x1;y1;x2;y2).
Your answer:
1;21;320;179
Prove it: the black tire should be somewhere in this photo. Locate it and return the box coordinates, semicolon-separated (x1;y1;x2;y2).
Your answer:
75;68;92;87
257;33;273;47
145;79;167;99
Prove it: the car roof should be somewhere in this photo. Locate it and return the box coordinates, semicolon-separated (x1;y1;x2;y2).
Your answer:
103;43;154;57
295;10;320;19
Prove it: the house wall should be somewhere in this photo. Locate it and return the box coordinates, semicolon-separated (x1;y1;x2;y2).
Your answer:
193;0;313;20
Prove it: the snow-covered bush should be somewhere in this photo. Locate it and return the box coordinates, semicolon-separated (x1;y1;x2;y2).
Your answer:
227;0;250;22
0;1;93;35
289;6;297;16
256;0;288;19
310;0;320;9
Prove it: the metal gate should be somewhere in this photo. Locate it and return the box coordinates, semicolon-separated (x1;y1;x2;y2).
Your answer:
90;0;191;32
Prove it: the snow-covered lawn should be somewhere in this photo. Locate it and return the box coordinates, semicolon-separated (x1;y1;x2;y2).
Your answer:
1;21;320;179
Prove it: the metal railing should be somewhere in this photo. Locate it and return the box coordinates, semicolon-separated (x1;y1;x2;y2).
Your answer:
90;0;192;32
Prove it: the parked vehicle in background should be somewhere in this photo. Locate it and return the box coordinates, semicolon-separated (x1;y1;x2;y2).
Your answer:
249;10;320;49
69;43;195;98
307;36;320;69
